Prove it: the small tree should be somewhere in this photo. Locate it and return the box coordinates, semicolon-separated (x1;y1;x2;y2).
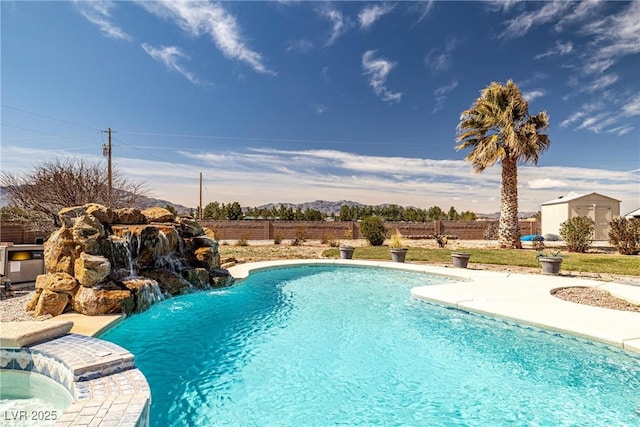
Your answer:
559;216;594;253
608;217;640;255
1;157;146;224
359;216;387;246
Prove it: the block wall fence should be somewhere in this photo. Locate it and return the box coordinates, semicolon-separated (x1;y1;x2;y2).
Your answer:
1;220;541;244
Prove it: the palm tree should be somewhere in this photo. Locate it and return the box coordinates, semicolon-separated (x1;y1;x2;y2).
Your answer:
456;80;550;248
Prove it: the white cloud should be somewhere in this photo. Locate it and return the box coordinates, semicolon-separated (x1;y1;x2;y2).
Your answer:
584;74;619;93
285;39;314;54
319;5;347;46
622;94;640;117
424;37;458;72
498;1;572;39
358;4;393;30
527;178;568;189
3;144;638;214
140;1;273;75
580;1;640;74
534;41;573;59
605;126;635;137
486;0;521;13
141;44;206;86
75;0;131;41
362;50;402;104
432;80;459;113
560;112;586;128
522;89;546;102
314;104;327;115
412;0;435;23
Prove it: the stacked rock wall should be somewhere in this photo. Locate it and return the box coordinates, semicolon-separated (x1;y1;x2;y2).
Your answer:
27;204;232;317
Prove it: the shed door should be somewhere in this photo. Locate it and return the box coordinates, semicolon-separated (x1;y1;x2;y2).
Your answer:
575;205;611;240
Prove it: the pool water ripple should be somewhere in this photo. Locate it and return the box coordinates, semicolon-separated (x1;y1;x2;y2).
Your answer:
101;265;640;426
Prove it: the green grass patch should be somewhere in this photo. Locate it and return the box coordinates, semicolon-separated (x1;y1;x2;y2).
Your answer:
323;246;640;276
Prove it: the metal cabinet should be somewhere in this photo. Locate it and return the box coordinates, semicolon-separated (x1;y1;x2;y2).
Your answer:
0;244;46;284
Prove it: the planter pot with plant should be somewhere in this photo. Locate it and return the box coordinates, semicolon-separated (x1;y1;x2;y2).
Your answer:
451;252;471;268
339;246;355;259
390;229;409;263
537;251;563;275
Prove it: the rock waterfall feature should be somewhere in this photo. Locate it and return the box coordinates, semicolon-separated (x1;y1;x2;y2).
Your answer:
27;205;232;317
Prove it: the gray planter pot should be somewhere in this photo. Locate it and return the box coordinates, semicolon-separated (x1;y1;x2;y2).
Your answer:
539;257;562;275
390;248;409;263
451;252;471;268
339;246;355;260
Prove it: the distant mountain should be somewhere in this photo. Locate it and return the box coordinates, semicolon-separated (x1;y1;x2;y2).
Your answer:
256;200;365;216
135;195;192;214
476;211;538;220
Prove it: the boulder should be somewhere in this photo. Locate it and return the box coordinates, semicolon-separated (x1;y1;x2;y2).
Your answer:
193;247;220;269
58;206;90;227
74;253;111;287
122;277;165;313
25;290;42;312
184;268;210;289
202;227;216;240
114;208;146;225
175;217;203;238
34;289;70;317
142;207;176;223
210;268;234;288
73;284;134;315
43;227;82;275
71;214;105;255
85;203;117;224
35;272;78;292
142;269;191;295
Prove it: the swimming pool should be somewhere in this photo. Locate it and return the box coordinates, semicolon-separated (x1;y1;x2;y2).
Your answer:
101;265;640;426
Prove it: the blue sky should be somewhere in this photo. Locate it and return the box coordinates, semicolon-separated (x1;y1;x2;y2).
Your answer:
2;1;639;214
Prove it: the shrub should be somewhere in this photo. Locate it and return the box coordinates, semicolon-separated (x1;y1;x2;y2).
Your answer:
532;235;545;251
559;216;594;253
608;217;640;255
236;233;249;247
359;216;387;246
273;231;284;245
344;229;353;240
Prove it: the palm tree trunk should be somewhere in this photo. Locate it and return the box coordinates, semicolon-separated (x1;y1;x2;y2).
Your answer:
499;156;522;249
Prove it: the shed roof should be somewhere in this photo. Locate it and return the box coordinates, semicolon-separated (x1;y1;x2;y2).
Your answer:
541;192;621;206
625;208;640;218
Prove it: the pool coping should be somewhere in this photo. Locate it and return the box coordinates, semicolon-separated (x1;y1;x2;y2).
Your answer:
227;259;640;354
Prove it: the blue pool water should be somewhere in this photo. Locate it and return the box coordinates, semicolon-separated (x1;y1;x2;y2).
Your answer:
101;265;640;426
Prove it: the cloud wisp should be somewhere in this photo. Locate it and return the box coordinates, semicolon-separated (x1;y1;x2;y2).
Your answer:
362;50;402;104
358;4;394;30
424;38;458;73
141;44;208;86
75;0;131;41
497;1;571;40
319;5;348;46
432;80;459;113
140;1;273;75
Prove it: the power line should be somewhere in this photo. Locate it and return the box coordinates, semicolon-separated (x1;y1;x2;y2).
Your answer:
1;105;100;131
1;123;98;146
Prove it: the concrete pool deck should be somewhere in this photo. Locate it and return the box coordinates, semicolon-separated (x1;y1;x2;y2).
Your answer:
44;259;640;354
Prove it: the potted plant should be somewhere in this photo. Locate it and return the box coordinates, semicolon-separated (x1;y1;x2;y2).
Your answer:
339;245;355;259
389;229;409;263
537;250;563;275
451;252;471;268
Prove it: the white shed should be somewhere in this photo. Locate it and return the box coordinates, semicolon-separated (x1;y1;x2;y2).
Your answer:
541;192;620;240
625;208;640;219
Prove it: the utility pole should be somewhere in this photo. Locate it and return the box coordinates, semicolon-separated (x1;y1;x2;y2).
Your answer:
101;128;113;204
199;172;203;220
